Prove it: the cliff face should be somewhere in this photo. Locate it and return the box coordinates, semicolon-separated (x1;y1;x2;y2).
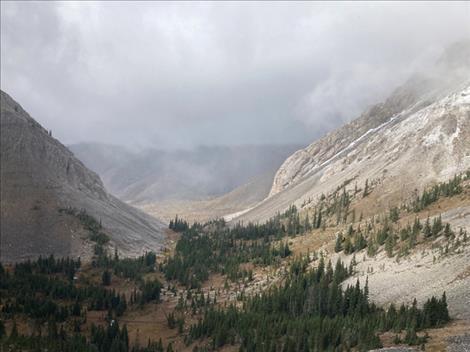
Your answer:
0;90;166;262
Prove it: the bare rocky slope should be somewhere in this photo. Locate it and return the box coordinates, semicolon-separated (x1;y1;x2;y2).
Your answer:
236;43;470;224
0;90;166;263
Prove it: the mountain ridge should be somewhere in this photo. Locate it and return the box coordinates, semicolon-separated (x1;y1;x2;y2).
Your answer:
235;47;470;224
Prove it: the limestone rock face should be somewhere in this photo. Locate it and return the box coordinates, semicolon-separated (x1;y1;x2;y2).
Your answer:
0;90;166;262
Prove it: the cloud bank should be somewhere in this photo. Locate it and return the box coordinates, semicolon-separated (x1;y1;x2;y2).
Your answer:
1;1;469;148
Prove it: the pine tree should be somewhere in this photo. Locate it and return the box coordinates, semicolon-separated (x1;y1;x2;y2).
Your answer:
0;320;5;339
363;179;369;197
385;234;395;257
72;299;81;316
349;254;357;275
304;213;311;232
364;276;369;303
102;270;112;286
389;207;400;223
344;237;354;254
10;321;18;339
48;319;58;339
335;234;343;253
431;215;443;236
444;223;452;238
316;210;322;229
439;292;450;323
423;217;432;238
412;217;422;235
167;342;174;352
404;327;418;345
157;338;164;352
122;324;129;349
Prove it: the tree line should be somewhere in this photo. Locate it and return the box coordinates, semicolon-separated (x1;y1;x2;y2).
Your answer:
187;256;449;351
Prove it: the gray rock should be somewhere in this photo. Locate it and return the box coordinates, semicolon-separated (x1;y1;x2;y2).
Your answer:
0;90;165;262
447;333;470;352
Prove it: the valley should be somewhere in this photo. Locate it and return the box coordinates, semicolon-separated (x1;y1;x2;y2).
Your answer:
1;26;469;351
70;143;300;222
1;168;469;351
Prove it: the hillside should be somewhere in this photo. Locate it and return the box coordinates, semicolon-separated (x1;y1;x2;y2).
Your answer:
98;174;470;350
0;90;166;263
141;171;275;223
236;44;470;224
1;168;468;351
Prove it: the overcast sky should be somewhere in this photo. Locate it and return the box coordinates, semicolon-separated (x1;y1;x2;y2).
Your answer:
1;1;469;149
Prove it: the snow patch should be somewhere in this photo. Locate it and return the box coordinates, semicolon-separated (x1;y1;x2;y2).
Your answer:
304;101;423;177
224;206;255;222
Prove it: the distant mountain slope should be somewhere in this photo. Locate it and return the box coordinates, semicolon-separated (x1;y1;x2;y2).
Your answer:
0;90;166;262
236;43;470;223
140;171;275;223
70;143;301;204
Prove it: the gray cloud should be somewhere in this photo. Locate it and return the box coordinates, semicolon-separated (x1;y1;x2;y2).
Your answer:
1;1;469;149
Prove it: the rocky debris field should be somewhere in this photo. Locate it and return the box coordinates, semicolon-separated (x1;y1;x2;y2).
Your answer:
446;334;470;352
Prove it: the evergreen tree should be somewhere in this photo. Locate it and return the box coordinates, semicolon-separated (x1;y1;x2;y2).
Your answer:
444;223;452;238
102;270;112;286
334;234;343;253
0;320;5;339
10;321;18;339
431;215;443;236
423;217;432;238
385;234;395;257
316;210;322;229
363;179;369;197
389;207;400;223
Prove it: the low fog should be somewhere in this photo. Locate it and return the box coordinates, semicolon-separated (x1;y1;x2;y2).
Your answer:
1;2;469;149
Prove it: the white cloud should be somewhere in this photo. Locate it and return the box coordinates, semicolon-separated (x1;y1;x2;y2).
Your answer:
1;1;469;148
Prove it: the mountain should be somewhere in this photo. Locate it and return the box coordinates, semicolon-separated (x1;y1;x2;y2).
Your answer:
221;43;470;330
0;90;166;263
235;43;470;224
140;171;275;223
70;143;301;205
70;142;300;222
